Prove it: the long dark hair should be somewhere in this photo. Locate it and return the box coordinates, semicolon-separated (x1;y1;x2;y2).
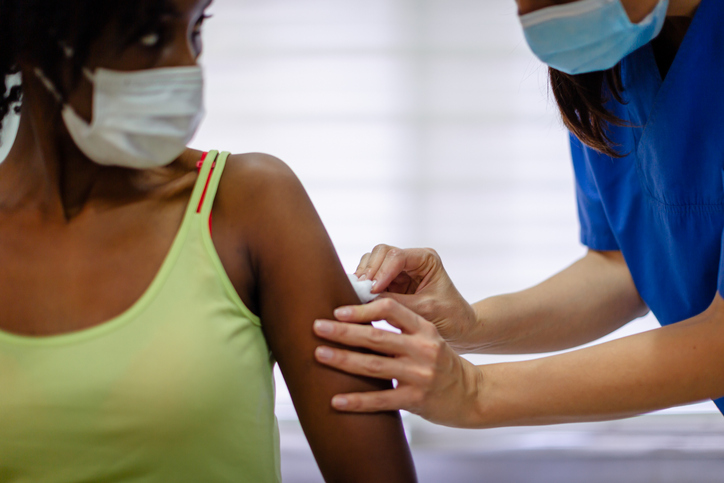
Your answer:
0;0;176;135
549;66;627;158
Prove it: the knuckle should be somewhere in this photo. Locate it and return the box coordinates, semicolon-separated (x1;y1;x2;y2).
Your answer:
414;367;435;385
335;323;349;337
334;350;348;365
368;328;387;344
373;244;391;254
424;247;441;261
419;339;442;361
370;393;389;409
378;298;398;312
365;356;385;375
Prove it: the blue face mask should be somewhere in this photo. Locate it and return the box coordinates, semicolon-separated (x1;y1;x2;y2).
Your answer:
520;0;670;75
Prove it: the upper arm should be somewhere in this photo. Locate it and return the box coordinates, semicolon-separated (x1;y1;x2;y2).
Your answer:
216;154;416;483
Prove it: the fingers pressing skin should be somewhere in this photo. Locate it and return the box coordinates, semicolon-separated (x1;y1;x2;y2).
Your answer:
314;319;410;355
329;387;420;413
315;344;425;382
313;297;482;426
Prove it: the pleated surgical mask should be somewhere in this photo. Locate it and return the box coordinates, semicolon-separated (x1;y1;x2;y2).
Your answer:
35;65;205;169
520;0;670;75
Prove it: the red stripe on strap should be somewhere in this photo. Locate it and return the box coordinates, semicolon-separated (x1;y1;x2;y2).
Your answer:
196;152;214;234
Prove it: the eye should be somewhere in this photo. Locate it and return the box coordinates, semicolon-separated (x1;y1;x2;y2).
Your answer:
193;13;212;37
191;13;212;55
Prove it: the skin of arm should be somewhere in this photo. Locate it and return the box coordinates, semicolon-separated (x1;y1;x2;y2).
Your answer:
211;154;417;483
469;250;649;354
476;293;724;427
312;292;724;429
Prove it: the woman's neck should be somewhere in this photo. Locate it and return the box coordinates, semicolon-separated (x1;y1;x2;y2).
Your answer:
651;16;693;80
0;71;136;221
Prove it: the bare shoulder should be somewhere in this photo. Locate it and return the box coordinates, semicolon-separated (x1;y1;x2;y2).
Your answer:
212;152;316;239
224;152;299;188
174;149;296;183
209;152;326;316
216;153;307;211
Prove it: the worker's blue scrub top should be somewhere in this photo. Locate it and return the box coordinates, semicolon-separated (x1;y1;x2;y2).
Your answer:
570;0;724;414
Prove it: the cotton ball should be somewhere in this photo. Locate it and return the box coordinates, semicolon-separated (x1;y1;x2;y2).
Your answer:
347;274;379;304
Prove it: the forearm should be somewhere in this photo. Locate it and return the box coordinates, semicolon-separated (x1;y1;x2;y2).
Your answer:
468;250;648;354
472;296;724;428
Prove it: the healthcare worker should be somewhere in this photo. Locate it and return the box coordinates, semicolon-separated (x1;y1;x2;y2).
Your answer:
312;0;723;428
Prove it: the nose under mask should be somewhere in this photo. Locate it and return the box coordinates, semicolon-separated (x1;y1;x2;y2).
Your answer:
519;0;670;75
35;64;205;170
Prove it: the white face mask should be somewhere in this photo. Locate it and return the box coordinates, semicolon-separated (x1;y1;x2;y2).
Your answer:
36;65;204;169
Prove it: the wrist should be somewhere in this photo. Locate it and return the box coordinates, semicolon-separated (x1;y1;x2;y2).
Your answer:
450;299;494;354
464;362;489;428
445;301;481;354
444;355;487;428
468;362;516;429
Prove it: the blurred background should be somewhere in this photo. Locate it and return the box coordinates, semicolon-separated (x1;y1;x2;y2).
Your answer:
2;0;723;481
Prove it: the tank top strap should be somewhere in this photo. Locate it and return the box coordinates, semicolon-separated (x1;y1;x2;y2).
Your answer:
189;150;218;217
197;150;230;218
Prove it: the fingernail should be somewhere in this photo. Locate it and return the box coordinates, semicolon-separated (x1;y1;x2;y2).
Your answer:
332;396;348;409
371;279;378;288
357;273;367;281
314;320;334;334
316;346;334;361
334;307;352;319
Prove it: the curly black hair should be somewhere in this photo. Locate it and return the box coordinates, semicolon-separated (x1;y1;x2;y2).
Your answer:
0;0;176;135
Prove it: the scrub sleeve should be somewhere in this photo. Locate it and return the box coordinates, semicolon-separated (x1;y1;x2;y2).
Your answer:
571;136;619;252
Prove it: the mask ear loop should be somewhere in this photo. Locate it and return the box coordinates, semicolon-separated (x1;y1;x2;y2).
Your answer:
34;41;96;104
58;41;96;85
32;40;76;104
33;67;63;103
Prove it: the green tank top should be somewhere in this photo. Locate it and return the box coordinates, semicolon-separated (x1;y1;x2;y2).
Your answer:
0;151;281;482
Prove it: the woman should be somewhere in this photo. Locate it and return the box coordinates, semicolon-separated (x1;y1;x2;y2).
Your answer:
0;0;416;481
312;0;724;428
